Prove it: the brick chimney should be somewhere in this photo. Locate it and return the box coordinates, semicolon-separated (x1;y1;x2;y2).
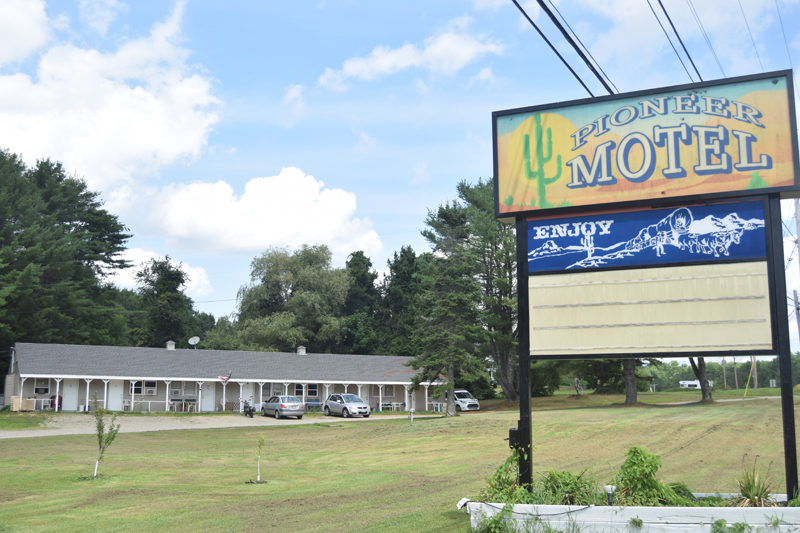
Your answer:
297;345;306;355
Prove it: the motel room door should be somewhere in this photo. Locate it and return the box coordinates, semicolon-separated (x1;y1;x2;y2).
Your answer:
61;379;79;411
107;380;124;411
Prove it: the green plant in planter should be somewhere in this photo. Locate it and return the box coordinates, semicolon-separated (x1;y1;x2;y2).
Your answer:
611;446;683;506
474;504;516;533
479;450;533;504
536;469;605;506
735;456;776;507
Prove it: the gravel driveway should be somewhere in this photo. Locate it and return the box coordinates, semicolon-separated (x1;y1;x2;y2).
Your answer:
0;412;412;439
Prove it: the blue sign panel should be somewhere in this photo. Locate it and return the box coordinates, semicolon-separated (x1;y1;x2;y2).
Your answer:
528;200;766;273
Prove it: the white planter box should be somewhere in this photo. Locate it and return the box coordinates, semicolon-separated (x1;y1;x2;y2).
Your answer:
465;502;800;532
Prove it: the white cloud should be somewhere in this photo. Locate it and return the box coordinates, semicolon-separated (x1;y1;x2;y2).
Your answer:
513;1;540;30
411;161;431;185
151;167;383;260
473;0;507;9
282;83;305;127
79;0;125;36
0;0;51;66
0;0;219;196
353;129;378;152
568;0;780;90
471;66;495;85
318;19;503;90
106;248;214;300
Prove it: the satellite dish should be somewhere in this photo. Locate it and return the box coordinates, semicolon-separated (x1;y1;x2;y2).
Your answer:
188;336;200;349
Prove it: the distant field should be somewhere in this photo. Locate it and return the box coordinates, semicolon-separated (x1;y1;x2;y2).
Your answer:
0;392;795;532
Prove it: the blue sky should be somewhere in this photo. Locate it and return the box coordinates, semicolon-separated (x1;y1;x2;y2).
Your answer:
3;0;800;350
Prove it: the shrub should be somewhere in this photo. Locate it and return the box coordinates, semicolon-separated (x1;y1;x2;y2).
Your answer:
611;447;684;506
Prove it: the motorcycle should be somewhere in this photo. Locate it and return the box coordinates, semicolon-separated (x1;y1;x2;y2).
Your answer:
243;399;255;418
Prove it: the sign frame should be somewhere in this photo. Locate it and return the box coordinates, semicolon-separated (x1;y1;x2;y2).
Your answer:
493;70;800;221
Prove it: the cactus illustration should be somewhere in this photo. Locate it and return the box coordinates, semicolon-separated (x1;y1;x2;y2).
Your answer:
523;114;562;209
580;234;595;258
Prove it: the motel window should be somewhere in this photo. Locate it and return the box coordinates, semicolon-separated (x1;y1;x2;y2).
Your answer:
142;381;157;396
34;378;49;395
294;384;303;396
130;381;143;395
307;384;318;397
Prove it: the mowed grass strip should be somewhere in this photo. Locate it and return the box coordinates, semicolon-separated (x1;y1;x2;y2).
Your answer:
0;396;795;532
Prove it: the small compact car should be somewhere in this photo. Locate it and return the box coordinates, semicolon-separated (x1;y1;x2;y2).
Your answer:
323;394;370;418
261;395;304;419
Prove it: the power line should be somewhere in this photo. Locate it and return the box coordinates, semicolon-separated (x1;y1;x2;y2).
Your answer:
774;0;795;70
686;0;725;77
544;0;618;93
657;0;703;81
647;0;695;83
737;0;764;71
783;220;795;238
535;0;614;94
511;0;595;96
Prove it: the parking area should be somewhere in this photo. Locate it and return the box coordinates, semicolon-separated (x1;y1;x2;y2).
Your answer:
0;412;421;439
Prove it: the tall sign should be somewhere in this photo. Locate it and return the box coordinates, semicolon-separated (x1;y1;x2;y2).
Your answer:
494;70;799;496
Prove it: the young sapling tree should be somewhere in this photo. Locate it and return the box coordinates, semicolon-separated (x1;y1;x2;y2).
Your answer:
92;396;120;478
255;435;265;483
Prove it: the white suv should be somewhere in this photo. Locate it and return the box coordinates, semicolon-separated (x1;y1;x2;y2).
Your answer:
452;389;480;411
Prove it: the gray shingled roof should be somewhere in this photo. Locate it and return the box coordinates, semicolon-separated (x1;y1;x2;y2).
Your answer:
14;343;421;384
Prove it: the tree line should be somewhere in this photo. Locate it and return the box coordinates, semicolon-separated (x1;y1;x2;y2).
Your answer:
0;150;520;401
1;148;790;403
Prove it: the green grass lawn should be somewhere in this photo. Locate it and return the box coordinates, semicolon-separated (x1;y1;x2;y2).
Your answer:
0;394;795;532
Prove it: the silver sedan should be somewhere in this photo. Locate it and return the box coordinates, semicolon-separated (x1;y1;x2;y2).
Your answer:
261;395;304;419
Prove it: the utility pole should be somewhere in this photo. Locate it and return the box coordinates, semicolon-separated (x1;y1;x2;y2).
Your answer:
751;355;759;389
722;357;727;389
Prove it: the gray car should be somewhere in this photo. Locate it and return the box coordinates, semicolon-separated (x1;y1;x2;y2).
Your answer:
323;394;370;418
261;395;304;419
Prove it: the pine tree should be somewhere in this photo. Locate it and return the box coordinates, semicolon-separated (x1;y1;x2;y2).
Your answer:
409;204;485;416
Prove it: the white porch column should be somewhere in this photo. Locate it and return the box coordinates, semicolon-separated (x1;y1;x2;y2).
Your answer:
103;379;109;409
357;384;363;398
258;382;265;405
83;378;92;410
221;382;227;411
18;377;26;410
283;382;289;395
324;383;331;401
238;382;244;412
54;378;62;412
378;384;383;412
343;384;349;394
197;382;204;413
130;380;137;412
404;385;410;411
424;384;429;411
164;380;172;412
301;383;307;404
